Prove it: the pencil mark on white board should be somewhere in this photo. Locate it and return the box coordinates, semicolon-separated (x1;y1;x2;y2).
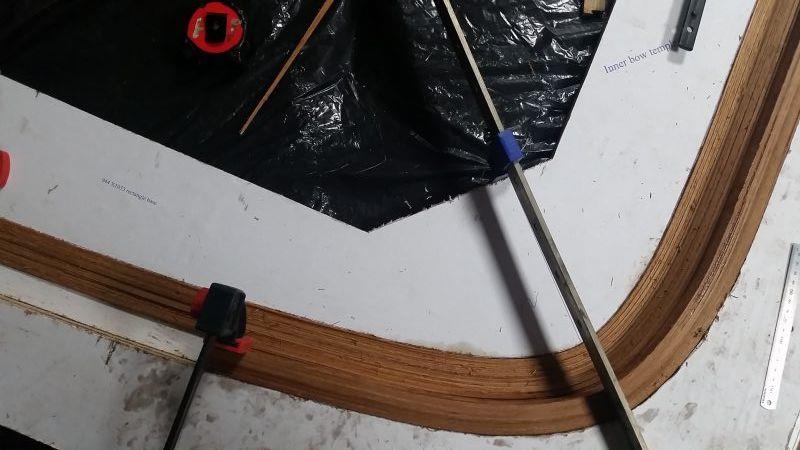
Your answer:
679;402;697;420
638;408;659;424
602;43;673;74
19;117;29;134
101;177;158;206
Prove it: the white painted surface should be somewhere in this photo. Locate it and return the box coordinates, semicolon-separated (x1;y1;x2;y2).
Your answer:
0;267;201;360
2;125;800;449
0;0;755;357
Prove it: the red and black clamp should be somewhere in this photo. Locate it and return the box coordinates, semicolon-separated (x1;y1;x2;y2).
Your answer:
190;285;253;354
163;283;252;450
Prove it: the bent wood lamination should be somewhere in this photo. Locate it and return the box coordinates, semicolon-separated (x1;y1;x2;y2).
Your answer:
1;0;800;435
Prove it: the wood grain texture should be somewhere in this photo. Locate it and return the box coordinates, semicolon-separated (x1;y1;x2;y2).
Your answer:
583;0;607;15
1;0;799;435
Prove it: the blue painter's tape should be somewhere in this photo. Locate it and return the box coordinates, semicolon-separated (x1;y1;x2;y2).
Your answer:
495;129;523;167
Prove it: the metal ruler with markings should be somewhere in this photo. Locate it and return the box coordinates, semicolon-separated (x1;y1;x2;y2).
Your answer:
761;243;800;410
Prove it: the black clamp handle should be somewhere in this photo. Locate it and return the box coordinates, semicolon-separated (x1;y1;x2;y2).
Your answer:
163;283;251;450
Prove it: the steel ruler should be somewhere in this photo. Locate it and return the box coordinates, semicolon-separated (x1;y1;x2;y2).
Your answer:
761;243;800;410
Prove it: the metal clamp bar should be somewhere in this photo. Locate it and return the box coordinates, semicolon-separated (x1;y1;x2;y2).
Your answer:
432;0;648;447
163;335;216;450
678;0;707;51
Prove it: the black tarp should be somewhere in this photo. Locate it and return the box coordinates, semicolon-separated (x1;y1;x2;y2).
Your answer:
0;0;608;230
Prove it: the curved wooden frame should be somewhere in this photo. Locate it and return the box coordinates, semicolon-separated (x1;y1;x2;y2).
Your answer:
2;0;800;435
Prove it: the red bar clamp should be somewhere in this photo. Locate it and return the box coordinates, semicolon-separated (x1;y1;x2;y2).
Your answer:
0;150;10;188
164;283;252;449
191;285;252;354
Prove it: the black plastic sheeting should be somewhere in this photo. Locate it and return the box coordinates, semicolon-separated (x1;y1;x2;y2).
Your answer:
0;0;608;230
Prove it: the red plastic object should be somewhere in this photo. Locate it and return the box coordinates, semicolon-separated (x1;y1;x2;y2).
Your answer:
190;286;251;354
187;2;244;54
217;336;253;355
191;287;209;318
0;150;10;188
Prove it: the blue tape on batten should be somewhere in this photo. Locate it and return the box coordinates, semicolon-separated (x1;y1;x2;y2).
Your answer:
496;129;523;167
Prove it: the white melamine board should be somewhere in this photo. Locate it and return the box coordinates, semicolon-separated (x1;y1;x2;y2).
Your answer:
0;0;755;357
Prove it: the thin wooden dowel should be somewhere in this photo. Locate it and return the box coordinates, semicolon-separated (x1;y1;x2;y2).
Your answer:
239;0;336;135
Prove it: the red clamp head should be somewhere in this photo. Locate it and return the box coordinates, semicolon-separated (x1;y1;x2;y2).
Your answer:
192;284;252;355
0;150;10;189
216;336;253;354
187;2;245;55
191;287;210;318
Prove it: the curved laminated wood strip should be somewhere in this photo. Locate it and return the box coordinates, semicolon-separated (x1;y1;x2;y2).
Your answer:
1;0;800;435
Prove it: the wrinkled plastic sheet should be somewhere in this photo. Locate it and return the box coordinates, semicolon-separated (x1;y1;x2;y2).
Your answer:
0;0;607;230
